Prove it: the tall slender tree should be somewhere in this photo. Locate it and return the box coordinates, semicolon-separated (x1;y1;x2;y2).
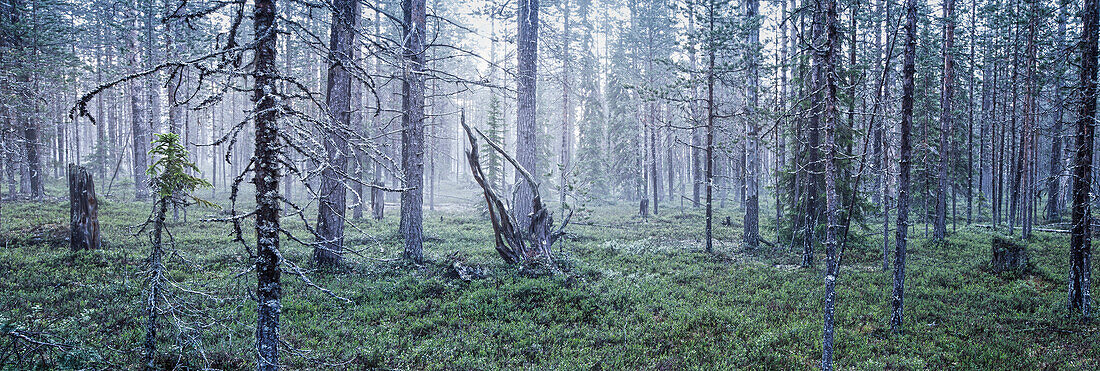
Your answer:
816;0;842;367
890;0;918;335
1046;2;1069;222
933;0;955;240
128;8;149;200
743;0;761;251
1068;0;1098;318
704;0;717;253
515;0;540;225
315;0;359;268
559;0;573;213
400;0;427;263
251;0;282;367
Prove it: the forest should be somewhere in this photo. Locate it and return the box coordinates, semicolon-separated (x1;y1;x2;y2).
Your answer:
0;0;1099;368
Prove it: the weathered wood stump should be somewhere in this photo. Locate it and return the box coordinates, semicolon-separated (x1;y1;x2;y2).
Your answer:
68;164;101;251
991;236;1028;273
371;183;384;220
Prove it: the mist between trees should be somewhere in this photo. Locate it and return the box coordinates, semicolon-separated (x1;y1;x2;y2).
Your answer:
0;0;1098;368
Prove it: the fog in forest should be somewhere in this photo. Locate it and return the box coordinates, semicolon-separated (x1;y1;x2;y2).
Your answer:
0;0;1098;368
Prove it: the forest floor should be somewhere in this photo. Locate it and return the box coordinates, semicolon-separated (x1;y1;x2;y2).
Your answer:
1;191;1099;369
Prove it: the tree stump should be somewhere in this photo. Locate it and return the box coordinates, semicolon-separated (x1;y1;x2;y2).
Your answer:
990;236;1028;274
68;164;101;251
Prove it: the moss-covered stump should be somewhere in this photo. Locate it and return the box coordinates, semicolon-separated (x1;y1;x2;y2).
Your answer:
991;236;1029;274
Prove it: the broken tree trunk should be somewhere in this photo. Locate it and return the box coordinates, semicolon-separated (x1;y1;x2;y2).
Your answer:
462;121;570;267
68;164;100;251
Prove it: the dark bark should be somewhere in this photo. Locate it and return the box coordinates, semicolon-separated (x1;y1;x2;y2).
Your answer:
1068;0;1097;318
991;236;1029;273
400;0;426;263
315;0;359;268
815;0;840;368
966;0;976;225
251;0;282;368
463;122;569;266
23;115;41;199
1018;0;1039;238
891;0;918;335
1048;7;1069;222
68;164;100;251
142;197;167;370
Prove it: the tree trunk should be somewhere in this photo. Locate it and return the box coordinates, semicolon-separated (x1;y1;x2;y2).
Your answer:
689;0;701;208
873;0;894;271
743;0;760;251
68;164;100;251
251;0;282;368
371;10;385;221
1068;0;1097;318
776;0;790;226
95;30;107;181
933;0;955;240
142;197;167;370
1019;0;1039;238
560;0;573;213
650;107;659;215
23;116;42;199
515;0;540;226
143;0;161;136
351;56;364;220
801;6;821;268
1047;7;1068;222
814;0;841;368
891;0;918;335
315;0;359;268
400;0;426;263
704;0;716;253
128;13;149;200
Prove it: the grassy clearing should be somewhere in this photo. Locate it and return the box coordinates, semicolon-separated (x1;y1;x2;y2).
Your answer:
1;195;1098;369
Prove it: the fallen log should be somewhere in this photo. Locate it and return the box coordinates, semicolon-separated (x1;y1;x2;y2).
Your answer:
973;224;1071;234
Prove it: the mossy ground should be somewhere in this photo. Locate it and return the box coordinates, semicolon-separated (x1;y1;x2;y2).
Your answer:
1;189;1098;369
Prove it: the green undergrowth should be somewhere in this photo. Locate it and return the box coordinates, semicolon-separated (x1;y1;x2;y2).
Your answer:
1;197;1097;369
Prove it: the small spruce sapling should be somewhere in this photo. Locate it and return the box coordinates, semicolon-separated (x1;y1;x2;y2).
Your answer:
141;133;214;370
